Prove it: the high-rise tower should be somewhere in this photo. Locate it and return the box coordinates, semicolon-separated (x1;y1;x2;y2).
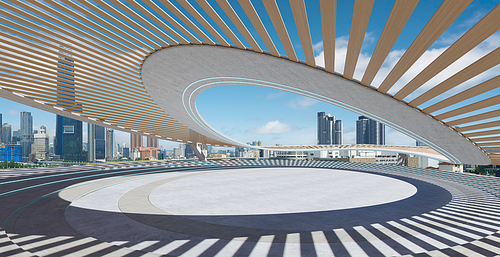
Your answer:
317;112;343;145
356;116;385;145
147;136;158;148
88;124;106;161
130;134;143;151
1;123;11;144
20;111;33;159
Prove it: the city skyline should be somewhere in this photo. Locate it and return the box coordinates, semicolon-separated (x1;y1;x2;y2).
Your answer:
0;94;419;150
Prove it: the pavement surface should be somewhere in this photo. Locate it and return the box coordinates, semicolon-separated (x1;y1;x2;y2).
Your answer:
1;160;500;256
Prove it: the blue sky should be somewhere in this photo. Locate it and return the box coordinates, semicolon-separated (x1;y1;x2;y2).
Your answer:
0;0;499;149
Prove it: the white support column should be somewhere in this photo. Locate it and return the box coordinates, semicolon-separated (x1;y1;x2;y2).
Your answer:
188;142;207;161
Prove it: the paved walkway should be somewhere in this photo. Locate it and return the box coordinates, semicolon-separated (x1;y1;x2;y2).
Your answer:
1;160;500;256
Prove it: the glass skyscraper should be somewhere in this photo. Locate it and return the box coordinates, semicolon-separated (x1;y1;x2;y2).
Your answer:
317;112;342;145
356;116;385;145
20;111;33;159
88;124;106;161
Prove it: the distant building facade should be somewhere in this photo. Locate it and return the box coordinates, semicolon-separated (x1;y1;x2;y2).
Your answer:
34;125;49;160
1;123;12;144
55;115;85;161
356;116;385;145
12;130;21;144
317;112;342;145
130;133;143;151
147;137;158;148
20;111;33;160
88;124;106;161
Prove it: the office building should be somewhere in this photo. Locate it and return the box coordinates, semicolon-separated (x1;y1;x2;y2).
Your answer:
20;111;33;159
0;114;2;144
356;116;385;145
130;133;143;151
122;147;129;158
173;144;185;158
88;124;106;161
12;130;21;144
334;120;343;145
147;136;158;148
1;123;12;144
55;115;85;161
317;112;342;145
34;125;49;160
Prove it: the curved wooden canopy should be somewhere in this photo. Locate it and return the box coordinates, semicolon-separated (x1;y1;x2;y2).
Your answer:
0;0;499;164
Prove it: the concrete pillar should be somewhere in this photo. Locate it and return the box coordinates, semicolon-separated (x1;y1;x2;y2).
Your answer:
188;142;207;161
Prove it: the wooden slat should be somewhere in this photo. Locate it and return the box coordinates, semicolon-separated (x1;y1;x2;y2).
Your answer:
455;120;500;132
0;5;141;73
168;0;225;45
0;25;141;83
394;4;500;100
128;1;200;45
463;129;500;138
377;0;472;93
238;0;279;56
83;0;166;48
320;0;336;73
61;1;156;52
98;0;173;45
0;83;170;124
0;37;144;92
194;0;245;49
289;0;315;66
262;0;298;61
478;146;500;150
410;47;500;107
0;50;149;99
476;142;500;147
471;136;500;142
445;109;500;127
0;67;157;111
22;0;145;62
423;75;500;114
435;95;500;120
216;0;261;52
343;0;374;80
361;0;418;86
40;0;149;57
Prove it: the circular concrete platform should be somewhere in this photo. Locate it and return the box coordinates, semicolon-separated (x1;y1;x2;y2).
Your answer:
149;168;418;216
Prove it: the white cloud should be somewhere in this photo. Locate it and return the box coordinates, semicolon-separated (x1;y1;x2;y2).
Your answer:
313;41;323;53
287;97;319;109
220;126;241;136
247;120;298;135
266;91;285;99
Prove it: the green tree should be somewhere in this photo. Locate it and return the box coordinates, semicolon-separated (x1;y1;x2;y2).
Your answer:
475;165;485;175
